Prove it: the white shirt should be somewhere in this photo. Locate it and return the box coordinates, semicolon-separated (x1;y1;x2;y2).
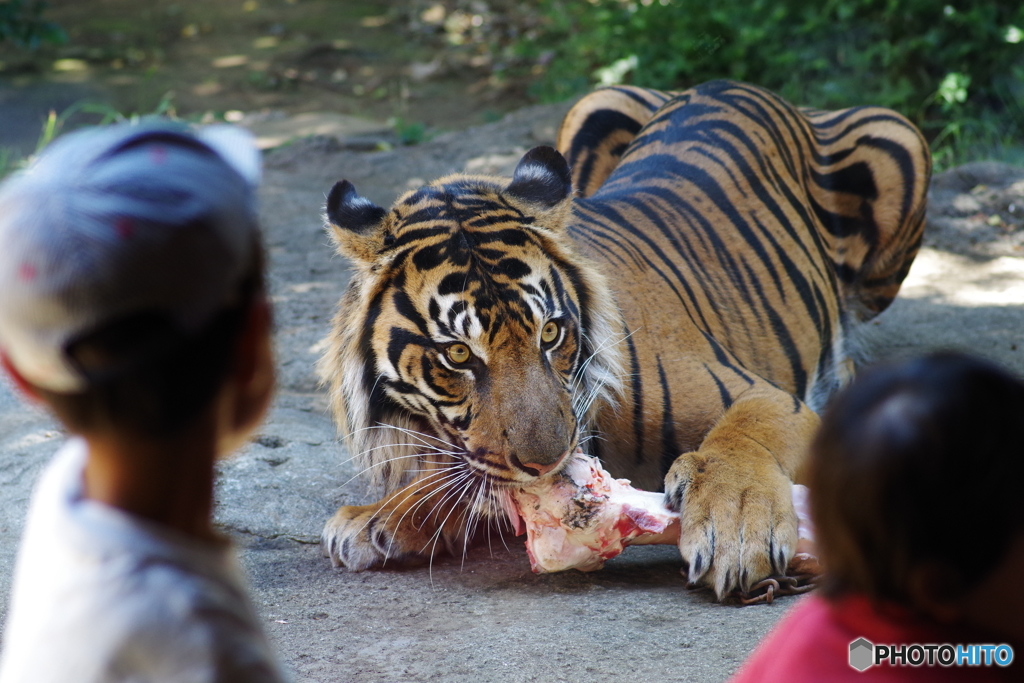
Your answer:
0;438;288;683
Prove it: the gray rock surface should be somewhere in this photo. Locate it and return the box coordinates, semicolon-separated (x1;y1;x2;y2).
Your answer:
926;161;1024;258
1;102;1023;683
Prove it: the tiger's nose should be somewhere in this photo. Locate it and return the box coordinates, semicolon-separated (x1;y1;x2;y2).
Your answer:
517;448;570;477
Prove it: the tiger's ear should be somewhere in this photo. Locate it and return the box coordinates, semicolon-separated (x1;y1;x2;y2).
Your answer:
505;146;573;209
325;180;388;263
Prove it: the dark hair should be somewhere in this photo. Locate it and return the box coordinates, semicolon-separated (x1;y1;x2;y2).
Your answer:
809;351;1024;604
37;246;265;438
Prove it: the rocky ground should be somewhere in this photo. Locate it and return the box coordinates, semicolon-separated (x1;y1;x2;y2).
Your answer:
1;101;1023;683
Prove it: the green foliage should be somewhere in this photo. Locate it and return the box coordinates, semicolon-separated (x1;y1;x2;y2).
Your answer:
390;117;429;146
0;147;15;180
0;0;65;48
520;0;1024;168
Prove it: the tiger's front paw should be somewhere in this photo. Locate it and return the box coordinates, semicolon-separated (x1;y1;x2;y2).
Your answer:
321;503;431;571
664;451;797;600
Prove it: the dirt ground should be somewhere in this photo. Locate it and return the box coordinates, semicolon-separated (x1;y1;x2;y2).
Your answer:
0;0;530;156
2;4;1024;683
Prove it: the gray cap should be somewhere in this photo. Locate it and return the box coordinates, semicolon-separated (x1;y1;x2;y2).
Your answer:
0;121;262;392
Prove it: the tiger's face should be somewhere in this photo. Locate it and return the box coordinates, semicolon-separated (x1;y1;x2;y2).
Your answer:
321;148;625;492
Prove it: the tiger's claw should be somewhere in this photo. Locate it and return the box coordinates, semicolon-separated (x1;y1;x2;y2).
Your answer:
321;505;398;571
665;450;798;600
321;482;471;571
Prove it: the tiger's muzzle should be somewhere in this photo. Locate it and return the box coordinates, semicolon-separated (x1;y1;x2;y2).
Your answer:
464;352;577;481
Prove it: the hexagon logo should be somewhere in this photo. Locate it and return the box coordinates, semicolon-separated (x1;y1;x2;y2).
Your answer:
849;638;874;671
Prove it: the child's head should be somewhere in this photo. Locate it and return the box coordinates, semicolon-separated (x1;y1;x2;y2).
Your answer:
0;121;271;442
809;351;1024;617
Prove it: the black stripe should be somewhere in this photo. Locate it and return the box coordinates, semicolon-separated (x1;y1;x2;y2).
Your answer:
738;258;808;395
813;112;918;147
397;209;446;231
420;355;455;399
572;199;709;330
748;212;827;337
466;212;521;229
805;105;870;131
656;356;681;481
392;289;429;337
705;364;734;410
386;327;432;370
700;328;755;384
855;135;919;229
568;109;643;189
358;287;385;399
468;228;530;246
568;207;647;270
610;85;671;108
624;326;645;466
547;264;579;321
438;271;473;297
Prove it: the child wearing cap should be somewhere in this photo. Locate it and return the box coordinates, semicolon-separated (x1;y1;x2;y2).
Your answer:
729;352;1023;682
0;122;287;682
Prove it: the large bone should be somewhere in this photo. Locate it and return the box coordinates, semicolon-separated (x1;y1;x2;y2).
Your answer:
507;451;819;576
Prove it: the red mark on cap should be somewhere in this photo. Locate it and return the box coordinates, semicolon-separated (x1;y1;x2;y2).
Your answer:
18;263;36;282
115;217;134;239
150;145;167;165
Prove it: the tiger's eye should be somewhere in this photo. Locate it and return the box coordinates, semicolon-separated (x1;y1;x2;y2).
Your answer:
446;343;472;364
541;321;560;345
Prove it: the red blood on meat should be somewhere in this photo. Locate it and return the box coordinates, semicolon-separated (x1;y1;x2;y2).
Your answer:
613;516;640;539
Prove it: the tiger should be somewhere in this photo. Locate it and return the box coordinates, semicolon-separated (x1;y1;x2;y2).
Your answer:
317;79;930;599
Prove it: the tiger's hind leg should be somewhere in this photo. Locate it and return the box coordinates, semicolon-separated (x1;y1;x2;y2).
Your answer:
557;86;673;197
321;468;475;570
803;106;931;322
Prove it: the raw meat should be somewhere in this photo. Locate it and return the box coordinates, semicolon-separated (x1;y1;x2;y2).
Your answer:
789;483;822;576
506;451;678;573
507;451;819;576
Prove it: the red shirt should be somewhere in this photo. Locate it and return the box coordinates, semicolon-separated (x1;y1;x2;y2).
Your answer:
729;594;1020;682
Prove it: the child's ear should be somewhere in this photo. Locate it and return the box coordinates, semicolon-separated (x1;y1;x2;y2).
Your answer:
325;180;388;264
0;352;42;404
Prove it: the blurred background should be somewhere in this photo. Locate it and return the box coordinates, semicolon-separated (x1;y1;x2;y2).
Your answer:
0;0;1022;173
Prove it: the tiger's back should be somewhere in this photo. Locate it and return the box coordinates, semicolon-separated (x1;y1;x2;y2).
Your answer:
560;80;929;488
